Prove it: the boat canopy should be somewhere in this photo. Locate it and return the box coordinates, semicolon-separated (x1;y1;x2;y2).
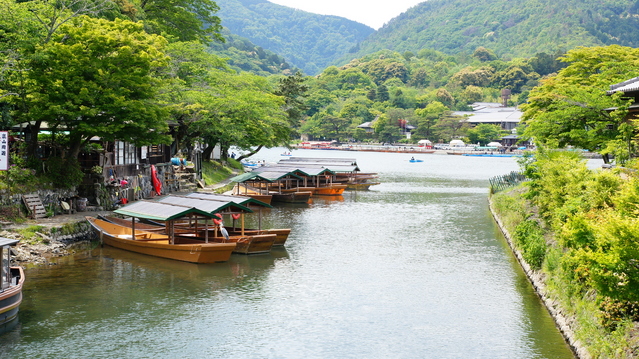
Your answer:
0;238;19;247
276;161;359;172
280;157;358;166
231;171;304;183
184;192;272;208
255;166;335;177
113;200;221;221
157;195;253;214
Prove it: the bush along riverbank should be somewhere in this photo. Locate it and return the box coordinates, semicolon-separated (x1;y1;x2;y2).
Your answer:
490;149;639;358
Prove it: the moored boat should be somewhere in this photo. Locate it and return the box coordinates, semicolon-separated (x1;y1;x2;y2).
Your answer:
98;215;277;255
87;217;237;263
271;191;313;203
312;184;347;196
0;238;24;325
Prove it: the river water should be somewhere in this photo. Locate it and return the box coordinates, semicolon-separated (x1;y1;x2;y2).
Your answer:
0;148;574;358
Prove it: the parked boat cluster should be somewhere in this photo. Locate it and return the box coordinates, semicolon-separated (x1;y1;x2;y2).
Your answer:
86;191;292;263
233;156;379;203
2;157;379;326
84;157;378;264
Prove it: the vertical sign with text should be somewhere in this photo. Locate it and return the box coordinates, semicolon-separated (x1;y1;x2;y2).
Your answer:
0;131;8;171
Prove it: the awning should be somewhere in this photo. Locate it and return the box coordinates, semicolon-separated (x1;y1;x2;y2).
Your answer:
156;195;253;213
184;192;272;208
231;171;303;183
113;200;217;221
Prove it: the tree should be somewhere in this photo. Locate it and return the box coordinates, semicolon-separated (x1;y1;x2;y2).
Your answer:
133;0;224;43
521;45;639;164
466;124;503;145
11;16;171;161
432;114;468;142
473;47;497;62
274;71;309;133
414;101;448;140
376;84;390;102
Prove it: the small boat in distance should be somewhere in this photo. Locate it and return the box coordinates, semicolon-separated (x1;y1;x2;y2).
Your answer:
409;158;424;162
0;238;24;325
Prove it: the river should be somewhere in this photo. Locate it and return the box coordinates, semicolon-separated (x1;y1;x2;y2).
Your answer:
0;148;574;358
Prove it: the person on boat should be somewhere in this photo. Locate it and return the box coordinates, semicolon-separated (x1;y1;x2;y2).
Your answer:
411;157;415;161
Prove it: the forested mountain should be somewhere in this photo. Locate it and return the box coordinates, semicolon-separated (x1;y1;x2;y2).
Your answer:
214;0;375;75
344;0;639;61
209;28;300;76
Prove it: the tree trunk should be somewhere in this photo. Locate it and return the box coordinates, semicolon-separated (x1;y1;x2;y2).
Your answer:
26;120;42;160
202;144;214;161
220;142;230;162
65;134;89;162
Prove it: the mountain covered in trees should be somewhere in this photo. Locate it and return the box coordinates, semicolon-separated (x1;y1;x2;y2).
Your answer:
214;0;375;75
208;28;300;76
347;0;639;61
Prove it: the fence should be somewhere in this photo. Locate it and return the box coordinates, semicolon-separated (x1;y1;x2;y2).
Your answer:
489;171;527;193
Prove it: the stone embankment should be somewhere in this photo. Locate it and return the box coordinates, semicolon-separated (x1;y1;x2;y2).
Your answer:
488;197;589;359
4;210;111;266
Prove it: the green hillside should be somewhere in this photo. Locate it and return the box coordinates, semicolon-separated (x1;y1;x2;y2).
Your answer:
214;0;375;75
208;28;300;76
346;0;639;61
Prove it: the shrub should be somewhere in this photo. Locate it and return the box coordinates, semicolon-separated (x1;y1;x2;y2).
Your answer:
599;297;639;331
513;219;546;270
44;157;84;189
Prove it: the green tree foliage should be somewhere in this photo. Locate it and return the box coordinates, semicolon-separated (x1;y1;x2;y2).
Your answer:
521;45;639;164
473;47;497;62
207;28;299;76
274;71;309;132
466;124;504;145
10;16;171;160
130;0;224;43
163;41;290;160
414;101;447;140
347;0;639;63
517;149;639;305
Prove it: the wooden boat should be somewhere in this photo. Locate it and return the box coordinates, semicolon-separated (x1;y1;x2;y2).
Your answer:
225;227;290;246
0;238;24;325
233;184;272;205
87;217;236;263
271;191;312;203
98;215;277;255
312;184;347;196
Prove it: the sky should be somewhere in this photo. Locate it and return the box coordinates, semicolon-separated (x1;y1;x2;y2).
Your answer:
268;0;426;30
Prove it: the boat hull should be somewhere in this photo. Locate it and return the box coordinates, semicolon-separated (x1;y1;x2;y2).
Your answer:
229;234;276;254
0;267;24;325
100;216;276;255
227;227;290;246
313;185;347;196
88;217;236;263
272;191;312;203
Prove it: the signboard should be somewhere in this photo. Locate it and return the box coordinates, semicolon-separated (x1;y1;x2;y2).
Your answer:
0;131;8;171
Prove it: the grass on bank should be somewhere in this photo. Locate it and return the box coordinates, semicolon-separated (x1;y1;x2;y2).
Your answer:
201;159;243;193
491;185;638;358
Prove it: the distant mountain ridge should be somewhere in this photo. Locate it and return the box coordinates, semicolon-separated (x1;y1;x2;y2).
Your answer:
347;0;639;61
214;0;375;75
